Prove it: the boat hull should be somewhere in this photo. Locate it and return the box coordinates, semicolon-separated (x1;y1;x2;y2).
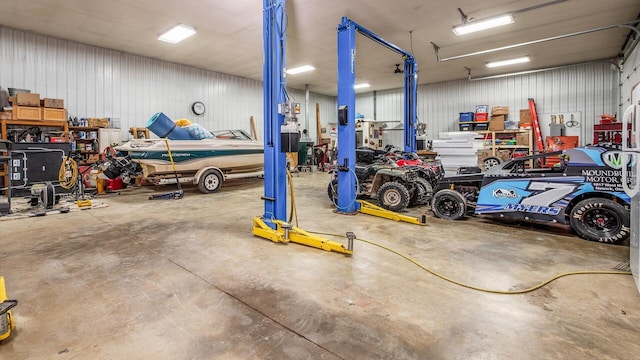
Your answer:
115;139;264;177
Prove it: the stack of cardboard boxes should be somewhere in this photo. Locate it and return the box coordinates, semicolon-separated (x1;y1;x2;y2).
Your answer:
489;106;509;130
3;92;66;122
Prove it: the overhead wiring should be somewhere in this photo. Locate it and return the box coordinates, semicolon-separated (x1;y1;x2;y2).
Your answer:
310;231;631;295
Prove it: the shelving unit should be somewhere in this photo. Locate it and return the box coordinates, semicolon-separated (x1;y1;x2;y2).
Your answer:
475;129;533;156
69;126;100;165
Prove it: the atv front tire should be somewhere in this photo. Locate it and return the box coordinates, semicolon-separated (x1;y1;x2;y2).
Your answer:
410;177;433;207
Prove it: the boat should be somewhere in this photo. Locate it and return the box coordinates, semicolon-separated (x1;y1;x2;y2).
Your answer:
114;129;264;193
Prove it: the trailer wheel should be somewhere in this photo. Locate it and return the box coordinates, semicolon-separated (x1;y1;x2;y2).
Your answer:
431;189;466;220
483;156;502;170
377;181;410;212
569;198;629;244
198;169;223;193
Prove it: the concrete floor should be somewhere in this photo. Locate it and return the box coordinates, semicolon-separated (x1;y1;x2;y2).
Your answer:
1;172;639;359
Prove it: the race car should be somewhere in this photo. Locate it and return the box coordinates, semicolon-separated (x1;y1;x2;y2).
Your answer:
431;146;631;244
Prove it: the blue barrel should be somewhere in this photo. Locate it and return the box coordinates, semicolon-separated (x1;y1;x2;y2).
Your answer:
146;112;197;140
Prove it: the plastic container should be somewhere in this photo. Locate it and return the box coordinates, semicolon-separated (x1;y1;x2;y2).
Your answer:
475;113;489;122
459;112;474;122
146;112;197;140
459;123;473;131
476;105;489;113
475;123;489;131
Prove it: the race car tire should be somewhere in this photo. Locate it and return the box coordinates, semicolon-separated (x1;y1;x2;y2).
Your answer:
377;181;411;212
569;198;630;244
431;189;466;220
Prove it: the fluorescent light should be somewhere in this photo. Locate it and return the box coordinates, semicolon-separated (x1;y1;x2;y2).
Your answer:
486;56;531;68
158;24;196;44
354;83;370;89
286;65;315;75
453;15;514;35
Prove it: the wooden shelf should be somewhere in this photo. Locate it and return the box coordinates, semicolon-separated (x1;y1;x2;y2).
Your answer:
474;128;534;166
69;126;100;131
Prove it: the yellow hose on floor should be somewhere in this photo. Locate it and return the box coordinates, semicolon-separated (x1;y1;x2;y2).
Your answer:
310;231;631;295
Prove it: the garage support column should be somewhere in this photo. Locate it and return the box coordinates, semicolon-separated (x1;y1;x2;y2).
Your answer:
336;17;358;214
404;59;417;153
262;0;288;228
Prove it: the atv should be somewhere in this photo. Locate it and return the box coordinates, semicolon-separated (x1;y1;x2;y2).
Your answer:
431;146;631;244
327;149;426;212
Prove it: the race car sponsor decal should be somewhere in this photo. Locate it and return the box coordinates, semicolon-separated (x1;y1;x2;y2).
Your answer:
602;151;623;169
503;203;561;215
492;188;519;199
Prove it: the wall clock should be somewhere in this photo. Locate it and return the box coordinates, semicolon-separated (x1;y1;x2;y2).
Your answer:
191;101;206;116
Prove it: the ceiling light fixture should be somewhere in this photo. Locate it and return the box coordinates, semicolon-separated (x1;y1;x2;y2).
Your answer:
285;65;316;75
486;56;531;68
354;83;370;89
158;24;197;44
453;14;514;36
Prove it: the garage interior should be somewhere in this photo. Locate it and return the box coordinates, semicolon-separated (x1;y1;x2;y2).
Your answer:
1;0;640;359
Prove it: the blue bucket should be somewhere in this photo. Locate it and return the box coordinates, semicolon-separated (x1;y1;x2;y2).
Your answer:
146;112;196;140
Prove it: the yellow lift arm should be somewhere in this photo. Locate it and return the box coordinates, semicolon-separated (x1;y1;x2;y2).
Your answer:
357;200;427;226
253;217;353;255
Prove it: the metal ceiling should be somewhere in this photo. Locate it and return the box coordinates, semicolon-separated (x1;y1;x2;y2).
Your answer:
0;0;638;96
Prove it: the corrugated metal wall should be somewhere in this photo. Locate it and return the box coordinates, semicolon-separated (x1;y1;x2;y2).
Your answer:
620;43;640;111
358;62;619;145
1;25;627;146
0;26;335;142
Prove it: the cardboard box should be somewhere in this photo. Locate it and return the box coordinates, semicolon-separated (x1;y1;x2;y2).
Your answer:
16;92;40;107
497;149;512;161
492;106;509;115
87;118;110;128
489;115;505;131
41;98;64;109
0;111;12;120
13;105;41;120
516;133;529;146
42;108;67;121
7;96;16;104
520;109;531;123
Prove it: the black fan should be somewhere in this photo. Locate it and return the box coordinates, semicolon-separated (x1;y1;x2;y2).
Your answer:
394;64;403;74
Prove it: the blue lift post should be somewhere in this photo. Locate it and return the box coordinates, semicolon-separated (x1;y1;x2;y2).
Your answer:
261;0;288;228
336;17;419;214
253;0;353;254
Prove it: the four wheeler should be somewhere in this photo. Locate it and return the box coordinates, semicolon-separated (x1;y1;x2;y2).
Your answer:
355;146;444;206
327;149;424;212
431;146;631;244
